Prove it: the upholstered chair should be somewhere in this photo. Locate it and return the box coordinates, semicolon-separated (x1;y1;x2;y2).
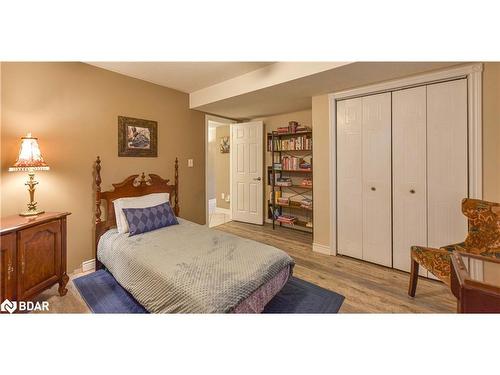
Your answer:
408;198;500;297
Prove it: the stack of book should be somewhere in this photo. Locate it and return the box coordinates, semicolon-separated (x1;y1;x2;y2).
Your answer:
300;198;313;210
277;197;290;206
276;177;292;186
277;126;290;134
295;125;311;133
299;160;311;170
301;178;312;187
276;215;297;224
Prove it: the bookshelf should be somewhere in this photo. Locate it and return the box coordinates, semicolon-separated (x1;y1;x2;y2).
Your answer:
267;125;313;232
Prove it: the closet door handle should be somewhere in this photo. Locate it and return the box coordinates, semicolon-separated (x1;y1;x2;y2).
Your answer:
410;189;416;194
253;177;262;181
371;187;376;191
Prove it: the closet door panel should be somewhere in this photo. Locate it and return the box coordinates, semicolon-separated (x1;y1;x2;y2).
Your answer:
337;98;363;259
362;93;392;267
427;79;468;254
392;86;428;275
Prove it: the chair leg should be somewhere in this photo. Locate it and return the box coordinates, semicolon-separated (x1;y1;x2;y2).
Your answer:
408;259;419;297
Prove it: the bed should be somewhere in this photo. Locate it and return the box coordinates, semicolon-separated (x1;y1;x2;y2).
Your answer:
93;157;294;313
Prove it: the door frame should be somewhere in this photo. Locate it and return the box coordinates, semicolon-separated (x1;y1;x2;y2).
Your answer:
328;63;483;255
204;114;236;226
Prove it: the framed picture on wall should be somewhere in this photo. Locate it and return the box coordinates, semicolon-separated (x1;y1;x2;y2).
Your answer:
118;116;158;157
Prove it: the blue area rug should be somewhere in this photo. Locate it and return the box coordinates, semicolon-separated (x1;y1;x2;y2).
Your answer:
73;269;344;314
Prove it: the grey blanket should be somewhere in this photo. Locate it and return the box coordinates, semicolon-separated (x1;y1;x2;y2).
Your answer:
97;219;294;313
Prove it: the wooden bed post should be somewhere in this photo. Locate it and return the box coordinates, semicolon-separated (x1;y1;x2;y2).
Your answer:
94;156;104;270
174;157;179;216
95;156;102;224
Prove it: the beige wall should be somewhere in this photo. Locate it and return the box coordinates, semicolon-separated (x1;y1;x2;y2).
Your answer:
0;62;206;271
311;95;330;248
215;125;230;209
311;62;500;252
483;62;500;203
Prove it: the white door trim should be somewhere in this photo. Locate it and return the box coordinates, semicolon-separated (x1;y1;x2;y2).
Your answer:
329;63;483;255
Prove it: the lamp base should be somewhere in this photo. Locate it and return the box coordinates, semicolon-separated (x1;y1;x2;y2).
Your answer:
19;208;45;217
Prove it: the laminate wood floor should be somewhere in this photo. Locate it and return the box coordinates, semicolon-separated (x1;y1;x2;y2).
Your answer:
215;221;456;313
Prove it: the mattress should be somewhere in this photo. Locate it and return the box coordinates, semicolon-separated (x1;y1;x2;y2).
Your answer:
97;218;294;313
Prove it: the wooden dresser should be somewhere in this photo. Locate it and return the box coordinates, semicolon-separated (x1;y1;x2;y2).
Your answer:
1;212;71;308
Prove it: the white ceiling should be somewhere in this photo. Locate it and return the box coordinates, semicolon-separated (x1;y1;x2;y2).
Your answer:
193;62;466;119
88;61;467;120
87;62;273;93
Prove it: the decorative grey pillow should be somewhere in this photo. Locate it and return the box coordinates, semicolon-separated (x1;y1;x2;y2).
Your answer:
123;202;178;236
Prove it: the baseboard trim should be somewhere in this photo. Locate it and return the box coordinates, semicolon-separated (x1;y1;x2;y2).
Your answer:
82;259;96;272
313;243;333;255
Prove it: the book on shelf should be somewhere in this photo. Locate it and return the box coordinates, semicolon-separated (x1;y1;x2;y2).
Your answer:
267;134;312;151
272;162;282;171
280;156;312;171
274;122;311;135
300;198;313;209
275;177;292;187
300;178;312;187
269;190;282;201
277;197;290;205
276;215;297;224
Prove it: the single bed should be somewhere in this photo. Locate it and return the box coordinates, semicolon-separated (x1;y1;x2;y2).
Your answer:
93;157;294;313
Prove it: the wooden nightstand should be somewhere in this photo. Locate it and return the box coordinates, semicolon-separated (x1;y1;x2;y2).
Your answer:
1;212;71;310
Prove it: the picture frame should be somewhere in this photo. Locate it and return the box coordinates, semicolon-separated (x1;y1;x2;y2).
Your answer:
118;116;158;157
219;136;230;153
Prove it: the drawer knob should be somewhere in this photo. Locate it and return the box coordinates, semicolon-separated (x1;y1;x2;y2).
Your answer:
410;189;416;194
371;187;376;191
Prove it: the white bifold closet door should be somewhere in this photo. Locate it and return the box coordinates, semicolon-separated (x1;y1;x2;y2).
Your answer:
337;93;392;266
392;86;428;274
392;79;468;275
337;98;363;260
361;93;392;266
426;79;468;253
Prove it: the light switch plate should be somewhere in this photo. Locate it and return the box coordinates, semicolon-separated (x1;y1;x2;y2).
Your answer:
188;159;194;167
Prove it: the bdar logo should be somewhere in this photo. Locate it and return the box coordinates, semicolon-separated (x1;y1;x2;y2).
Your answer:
1;299;17;314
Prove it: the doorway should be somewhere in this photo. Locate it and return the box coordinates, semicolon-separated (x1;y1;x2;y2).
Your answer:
206;116;233;228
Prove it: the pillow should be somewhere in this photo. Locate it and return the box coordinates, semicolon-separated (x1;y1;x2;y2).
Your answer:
113;192;169;233
123;202;178;236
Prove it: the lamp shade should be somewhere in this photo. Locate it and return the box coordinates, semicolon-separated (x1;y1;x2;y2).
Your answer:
8;133;50;172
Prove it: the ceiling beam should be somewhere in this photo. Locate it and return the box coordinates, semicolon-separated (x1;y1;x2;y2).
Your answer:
189;62;352;109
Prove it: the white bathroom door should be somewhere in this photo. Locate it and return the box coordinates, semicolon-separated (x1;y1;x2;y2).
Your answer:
361;93;392;267
231;121;264;225
337;98;363;259
392;86;428;275
427;79;468;263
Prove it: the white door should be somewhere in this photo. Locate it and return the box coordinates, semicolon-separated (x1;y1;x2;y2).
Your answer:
231;121;264;225
392;86;428;275
337;98;363;259
427;79;468;260
361;93;392;267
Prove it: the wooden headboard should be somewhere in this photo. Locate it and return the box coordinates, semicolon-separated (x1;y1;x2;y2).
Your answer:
93;156;179;269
